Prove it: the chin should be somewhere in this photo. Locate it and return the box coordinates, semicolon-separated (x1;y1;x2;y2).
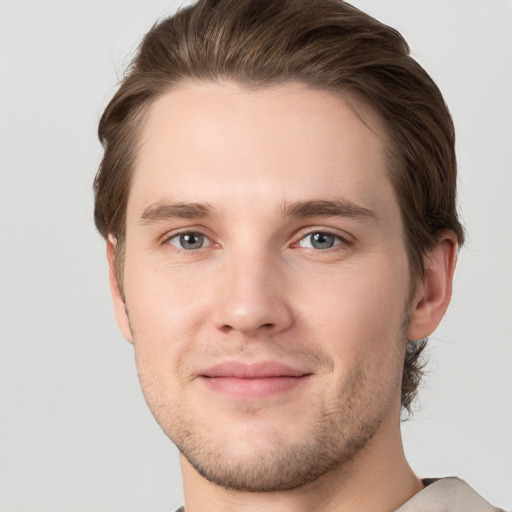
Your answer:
165;394;386;492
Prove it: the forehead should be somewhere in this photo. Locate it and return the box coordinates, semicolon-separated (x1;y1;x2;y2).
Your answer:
129;81;396;224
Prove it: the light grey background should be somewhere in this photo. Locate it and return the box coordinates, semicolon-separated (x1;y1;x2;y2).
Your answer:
0;1;510;510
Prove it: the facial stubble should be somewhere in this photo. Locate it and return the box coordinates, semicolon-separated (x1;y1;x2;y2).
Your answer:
131;320;408;493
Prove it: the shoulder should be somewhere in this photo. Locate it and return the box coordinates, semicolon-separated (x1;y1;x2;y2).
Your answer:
395;477;506;512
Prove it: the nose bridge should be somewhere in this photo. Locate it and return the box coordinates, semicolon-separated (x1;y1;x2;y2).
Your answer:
213;242;292;335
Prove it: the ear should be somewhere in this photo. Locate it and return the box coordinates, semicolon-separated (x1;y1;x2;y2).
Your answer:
407;232;458;341
107;236;133;343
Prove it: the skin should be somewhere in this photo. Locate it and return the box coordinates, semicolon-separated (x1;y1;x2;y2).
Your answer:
108;81;457;512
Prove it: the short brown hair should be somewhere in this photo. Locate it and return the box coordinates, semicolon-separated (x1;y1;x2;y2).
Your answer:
94;0;465;411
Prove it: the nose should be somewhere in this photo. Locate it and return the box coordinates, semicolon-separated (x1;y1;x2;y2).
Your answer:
212;250;294;336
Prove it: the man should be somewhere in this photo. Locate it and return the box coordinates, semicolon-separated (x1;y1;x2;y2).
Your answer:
93;0;504;510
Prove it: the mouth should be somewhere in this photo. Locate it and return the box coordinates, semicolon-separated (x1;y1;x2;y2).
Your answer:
198;361;312;399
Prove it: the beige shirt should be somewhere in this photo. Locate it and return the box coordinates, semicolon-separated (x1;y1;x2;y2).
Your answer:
395;477;505;512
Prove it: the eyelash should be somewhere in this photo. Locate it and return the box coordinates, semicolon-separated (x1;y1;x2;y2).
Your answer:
162;228;353;253
163;230;214;253
293;229;353;252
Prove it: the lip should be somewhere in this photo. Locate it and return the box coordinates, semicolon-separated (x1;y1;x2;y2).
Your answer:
198;361;312;399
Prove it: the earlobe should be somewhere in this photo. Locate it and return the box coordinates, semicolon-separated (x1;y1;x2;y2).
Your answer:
107;236;134;343
407;232;458;341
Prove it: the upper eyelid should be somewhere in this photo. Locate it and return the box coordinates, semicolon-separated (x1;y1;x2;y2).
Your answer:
158;225;354;247
160;226;215;244
163;231;217;255
167;231;212;250
294;226;354;244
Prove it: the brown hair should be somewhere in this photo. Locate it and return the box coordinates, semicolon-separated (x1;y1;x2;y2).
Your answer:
94;0;464;411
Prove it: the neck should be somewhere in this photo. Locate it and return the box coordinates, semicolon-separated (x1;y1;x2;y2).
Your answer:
179;413;423;512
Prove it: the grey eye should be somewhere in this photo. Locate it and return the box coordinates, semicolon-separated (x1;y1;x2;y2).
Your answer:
168;232;209;250
299;232;340;250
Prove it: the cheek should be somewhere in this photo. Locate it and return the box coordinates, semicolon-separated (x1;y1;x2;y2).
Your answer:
296;257;409;363
125;250;209;326
122;256;214;383
124;265;205;418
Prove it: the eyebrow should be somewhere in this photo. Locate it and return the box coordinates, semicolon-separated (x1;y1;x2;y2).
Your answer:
139;201;216;224
280;199;377;222
139;198;377;225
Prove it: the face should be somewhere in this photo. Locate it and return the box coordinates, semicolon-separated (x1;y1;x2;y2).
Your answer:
116;82;414;491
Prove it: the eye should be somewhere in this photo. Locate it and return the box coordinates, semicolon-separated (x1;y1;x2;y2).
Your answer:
298;232;344;250
167;232;210;250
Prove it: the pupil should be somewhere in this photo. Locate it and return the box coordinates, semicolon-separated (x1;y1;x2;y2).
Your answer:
180;233;203;249
312;233;334;249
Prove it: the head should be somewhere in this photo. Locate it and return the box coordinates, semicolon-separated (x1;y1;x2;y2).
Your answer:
94;0;463;492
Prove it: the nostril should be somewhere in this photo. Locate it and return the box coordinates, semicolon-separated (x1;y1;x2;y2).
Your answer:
213;296;293;335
